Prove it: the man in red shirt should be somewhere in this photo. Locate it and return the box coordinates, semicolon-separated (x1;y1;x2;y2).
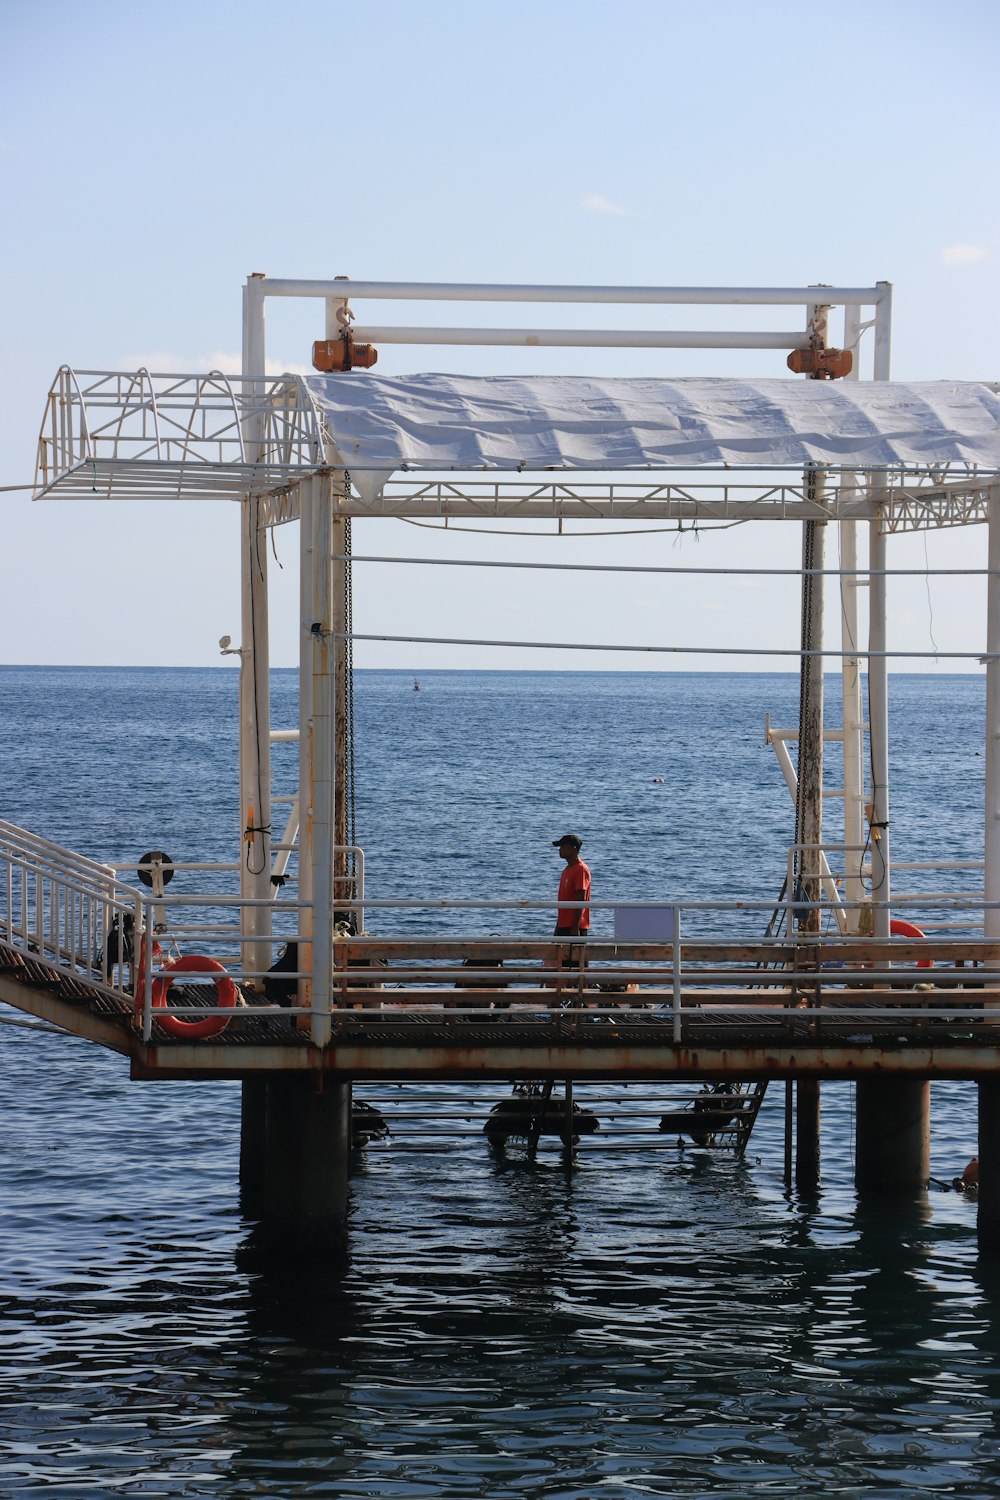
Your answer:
552;834;591;937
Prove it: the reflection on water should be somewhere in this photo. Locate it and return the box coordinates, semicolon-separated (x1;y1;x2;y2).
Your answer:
0;1026;995;1497
0;1032;995;1500
0;668;995;1494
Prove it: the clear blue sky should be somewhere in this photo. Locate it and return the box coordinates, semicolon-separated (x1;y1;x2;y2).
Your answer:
1;0;997;669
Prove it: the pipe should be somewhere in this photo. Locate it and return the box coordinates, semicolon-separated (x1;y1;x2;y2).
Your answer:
240;274;273;978
348;325;805;350
309;475;335;1048
341;631;984;660
868;495;891;937
339;554;989;578
298;477;316;1016
260;278;886;306
841;305;866;933
986;489;1000;941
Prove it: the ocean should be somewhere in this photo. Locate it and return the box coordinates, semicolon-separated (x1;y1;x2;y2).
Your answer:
0;666;996;1497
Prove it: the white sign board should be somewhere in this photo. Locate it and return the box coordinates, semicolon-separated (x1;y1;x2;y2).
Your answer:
613;905;677;942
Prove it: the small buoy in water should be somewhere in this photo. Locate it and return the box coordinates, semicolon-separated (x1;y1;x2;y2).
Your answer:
953;1156;979;1194
652;777;664;783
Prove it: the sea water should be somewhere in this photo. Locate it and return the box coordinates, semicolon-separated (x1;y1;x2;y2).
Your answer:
0;667;997;1497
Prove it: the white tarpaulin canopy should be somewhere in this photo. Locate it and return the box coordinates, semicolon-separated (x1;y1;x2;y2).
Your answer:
304;373;1000;501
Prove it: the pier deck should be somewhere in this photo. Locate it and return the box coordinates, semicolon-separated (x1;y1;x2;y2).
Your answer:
3;935;999;1083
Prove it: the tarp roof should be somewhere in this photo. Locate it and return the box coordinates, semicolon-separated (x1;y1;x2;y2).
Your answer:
304;374;1000;502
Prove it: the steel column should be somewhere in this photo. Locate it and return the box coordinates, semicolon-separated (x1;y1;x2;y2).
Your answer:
239;1077;268;1214
985;489;1000;942
298;477;316;1013
239;273;273;976
855;1079;930;1194
261;1077;351;1246
795;1079;821;1193
332;508;349;921
309;474;335;1047
868;293;892;939
868;502;891;936
841;305;866;932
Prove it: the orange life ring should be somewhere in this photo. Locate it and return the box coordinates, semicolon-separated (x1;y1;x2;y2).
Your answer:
150;954;238;1039
890;918;933;968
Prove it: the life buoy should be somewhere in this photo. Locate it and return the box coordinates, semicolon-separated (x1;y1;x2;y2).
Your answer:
150;954;238;1039
889;918;933;968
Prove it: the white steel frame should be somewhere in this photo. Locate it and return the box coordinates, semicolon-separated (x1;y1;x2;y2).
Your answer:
20;276;1000;1030
34;366;324;501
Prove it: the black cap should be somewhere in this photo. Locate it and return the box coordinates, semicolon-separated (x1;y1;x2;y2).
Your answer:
552;833;582;849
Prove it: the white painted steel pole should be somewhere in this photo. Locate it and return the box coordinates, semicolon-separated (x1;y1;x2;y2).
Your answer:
796;304;828;938
327;293;352;930
310;473;335;1047
298;477;315;1012
841;305;865;932
869;285;892;938
332;506;349;922
348;325;805;350
263;278;884;307
986;488;1000;940
868;509;891;936
240;274;273;976
873;282;893;385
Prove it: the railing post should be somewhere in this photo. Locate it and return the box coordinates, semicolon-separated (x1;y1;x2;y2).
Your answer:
672;910;682;1044
142;900;153;1042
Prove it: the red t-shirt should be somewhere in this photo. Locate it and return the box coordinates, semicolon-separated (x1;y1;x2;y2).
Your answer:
557;860;591;930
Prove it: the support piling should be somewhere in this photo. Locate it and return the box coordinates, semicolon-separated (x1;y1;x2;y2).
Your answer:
855;1079;930;1195
260;1076;352;1247
795;1078;821;1193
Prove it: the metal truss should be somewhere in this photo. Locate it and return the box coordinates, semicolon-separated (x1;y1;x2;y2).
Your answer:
881;475;999;533
33;368;999;531
261;474;998;530
34;367;325;501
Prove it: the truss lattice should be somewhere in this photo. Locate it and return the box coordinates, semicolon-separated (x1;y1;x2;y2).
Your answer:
34;368;325;501
33;368;1000;530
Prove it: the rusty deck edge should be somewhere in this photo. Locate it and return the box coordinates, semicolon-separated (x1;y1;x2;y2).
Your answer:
130;1042;1000;1082
0;974;133;1056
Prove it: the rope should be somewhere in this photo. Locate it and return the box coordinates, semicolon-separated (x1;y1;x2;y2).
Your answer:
337;552;990;579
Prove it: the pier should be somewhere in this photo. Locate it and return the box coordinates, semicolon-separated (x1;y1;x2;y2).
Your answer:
7;276;1000;1249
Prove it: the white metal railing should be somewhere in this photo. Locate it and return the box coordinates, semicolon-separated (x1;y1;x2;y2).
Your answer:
0;825;367;1039
319;893;1000;1050
0;820;137;1000
1;822;997;1048
787;841;986;937
33;368;326;501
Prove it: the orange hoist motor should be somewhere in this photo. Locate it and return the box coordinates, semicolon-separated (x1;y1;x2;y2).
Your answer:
312;333;378;372
787;346;853;379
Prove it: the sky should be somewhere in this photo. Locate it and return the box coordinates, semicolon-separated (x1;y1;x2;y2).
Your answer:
0;0;997;673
